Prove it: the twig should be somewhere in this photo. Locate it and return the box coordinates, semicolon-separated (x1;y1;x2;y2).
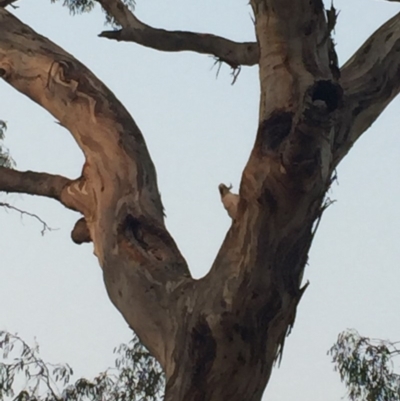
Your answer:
0;202;55;235
231;65;242;85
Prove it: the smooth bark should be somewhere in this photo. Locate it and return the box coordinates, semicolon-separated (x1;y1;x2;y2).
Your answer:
1;2;400;401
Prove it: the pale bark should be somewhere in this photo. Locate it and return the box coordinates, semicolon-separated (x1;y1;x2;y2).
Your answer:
1;2;400;401
96;0;259;67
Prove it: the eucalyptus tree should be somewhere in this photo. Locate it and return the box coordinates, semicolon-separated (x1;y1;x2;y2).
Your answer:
330;330;400;401
0;331;164;401
0;1;399;400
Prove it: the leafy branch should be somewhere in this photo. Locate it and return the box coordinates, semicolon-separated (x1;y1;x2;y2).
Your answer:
329;329;400;401
0;121;14;169
0;331;164;401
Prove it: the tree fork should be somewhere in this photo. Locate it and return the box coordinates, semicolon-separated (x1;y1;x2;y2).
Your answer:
0;1;340;398
164;1;341;400
4;1;400;400
0;2;339;399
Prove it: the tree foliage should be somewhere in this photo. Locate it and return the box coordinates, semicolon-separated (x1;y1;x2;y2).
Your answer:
0;331;164;401
329;330;400;401
0;121;13;169
50;0;136;26
50;0;96;15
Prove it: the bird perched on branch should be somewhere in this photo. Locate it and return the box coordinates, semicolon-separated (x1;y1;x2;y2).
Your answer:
218;183;239;220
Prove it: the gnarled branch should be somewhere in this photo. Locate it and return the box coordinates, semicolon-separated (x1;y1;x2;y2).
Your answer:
96;0;259;67
334;12;400;167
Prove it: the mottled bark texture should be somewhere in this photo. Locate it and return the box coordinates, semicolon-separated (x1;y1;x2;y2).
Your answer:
1;3;400;401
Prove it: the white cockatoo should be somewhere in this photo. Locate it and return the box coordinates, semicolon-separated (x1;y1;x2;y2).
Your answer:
218;183;239;220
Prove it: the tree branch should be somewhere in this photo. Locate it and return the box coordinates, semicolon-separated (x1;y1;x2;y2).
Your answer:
0;167;88;237
333;12;400;167
0;167;90;233
96;0;259;67
0;202;54;235
0;8;190;369
0;167;72;203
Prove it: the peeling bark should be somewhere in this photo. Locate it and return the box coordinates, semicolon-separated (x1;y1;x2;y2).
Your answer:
1;2;400;401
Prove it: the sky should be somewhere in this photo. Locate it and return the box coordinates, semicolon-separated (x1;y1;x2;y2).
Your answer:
1;0;400;400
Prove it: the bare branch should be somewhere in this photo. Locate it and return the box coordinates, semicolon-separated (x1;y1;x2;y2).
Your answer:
0;202;54;235
96;0;259;67
0;166;88;215
0;167;72;202
333;12;400;167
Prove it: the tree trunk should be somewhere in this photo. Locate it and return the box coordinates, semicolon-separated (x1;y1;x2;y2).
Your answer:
2;2;400;400
165;2;339;399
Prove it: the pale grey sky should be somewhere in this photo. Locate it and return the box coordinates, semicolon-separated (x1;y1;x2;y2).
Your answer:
1;1;400;400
